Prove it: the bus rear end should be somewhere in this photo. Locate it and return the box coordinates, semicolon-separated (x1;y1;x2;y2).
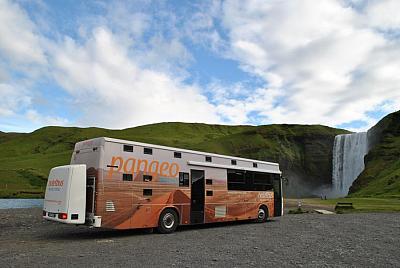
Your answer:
43;138;104;227
43;165;86;224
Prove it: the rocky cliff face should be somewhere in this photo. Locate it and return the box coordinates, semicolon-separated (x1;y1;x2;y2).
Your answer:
195;124;348;197
349;110;400;197
274;128;345;197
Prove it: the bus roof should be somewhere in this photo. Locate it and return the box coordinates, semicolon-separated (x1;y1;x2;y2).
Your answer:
100;137;279;167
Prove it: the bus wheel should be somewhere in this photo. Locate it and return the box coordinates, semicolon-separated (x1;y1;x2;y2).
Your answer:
157;208;178;234
256;206;268;223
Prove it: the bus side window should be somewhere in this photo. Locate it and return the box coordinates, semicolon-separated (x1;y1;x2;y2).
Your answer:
227;169;274;191
123;145;133;152
179;172;189;187
253;172;273;191
123;173;133;181
227;169;245;190
143;189;152;196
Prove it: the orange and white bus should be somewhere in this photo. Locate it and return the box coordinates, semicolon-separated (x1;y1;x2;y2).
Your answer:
43;137;283;233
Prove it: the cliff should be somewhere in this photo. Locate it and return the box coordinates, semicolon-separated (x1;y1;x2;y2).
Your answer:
349;110;400;197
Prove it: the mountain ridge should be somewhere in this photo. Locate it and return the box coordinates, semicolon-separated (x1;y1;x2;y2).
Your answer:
0;122;348;198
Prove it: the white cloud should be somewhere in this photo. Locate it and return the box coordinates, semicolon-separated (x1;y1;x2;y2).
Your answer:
0;0;46;65
218;0;400;130
365;0;400;30
0;65;9;82
50;27;220;128
104;2;150;39
0;0;49;129
0;1;222;131
134;35;194;79
206;81;283;125
183;1;226;52
0;83;31;117
1;0;400;132
25;109;69;126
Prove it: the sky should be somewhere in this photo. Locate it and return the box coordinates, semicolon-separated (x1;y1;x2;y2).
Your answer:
1;0;400;133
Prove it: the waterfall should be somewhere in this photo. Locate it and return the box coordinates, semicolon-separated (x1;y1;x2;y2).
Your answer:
331;132;368;197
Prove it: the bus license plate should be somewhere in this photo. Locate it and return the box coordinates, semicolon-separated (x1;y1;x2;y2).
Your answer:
48;212;56;218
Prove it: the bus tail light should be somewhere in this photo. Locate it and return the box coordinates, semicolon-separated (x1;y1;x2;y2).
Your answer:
58;213;68;219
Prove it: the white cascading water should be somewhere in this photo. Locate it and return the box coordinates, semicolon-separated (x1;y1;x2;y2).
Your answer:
331;132;368;197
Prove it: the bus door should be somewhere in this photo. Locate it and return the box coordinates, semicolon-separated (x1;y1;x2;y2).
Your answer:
273;175;283;216
86;175;96;219
190;169;205;224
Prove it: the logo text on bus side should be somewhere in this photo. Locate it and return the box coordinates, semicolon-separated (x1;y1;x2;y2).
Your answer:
258;192;273;199
108;156;180;179
48;179;64;187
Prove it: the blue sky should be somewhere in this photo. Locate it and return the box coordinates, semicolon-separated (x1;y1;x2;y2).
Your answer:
0;0;399;133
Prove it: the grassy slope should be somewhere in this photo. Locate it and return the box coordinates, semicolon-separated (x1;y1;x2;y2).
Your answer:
0;123;346;198
349;110;400;198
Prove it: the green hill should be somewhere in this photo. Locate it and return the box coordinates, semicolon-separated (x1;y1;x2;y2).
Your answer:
349;110;400;198
0;123;347;198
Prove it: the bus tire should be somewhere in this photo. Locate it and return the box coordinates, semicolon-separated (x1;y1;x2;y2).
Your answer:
157;208;179;234
256;205;268;223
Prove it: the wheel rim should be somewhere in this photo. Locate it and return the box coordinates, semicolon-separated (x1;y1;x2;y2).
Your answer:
258;208;266;220
163;212;175;229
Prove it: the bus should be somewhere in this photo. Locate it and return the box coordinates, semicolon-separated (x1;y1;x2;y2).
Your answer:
43;137;283;233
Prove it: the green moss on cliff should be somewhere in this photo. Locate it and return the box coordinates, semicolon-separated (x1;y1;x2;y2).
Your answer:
350;110;400;198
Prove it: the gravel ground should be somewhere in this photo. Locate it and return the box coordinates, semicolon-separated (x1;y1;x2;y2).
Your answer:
0;208;399;267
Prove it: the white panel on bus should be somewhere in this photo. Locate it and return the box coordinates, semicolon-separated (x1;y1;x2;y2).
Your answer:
43;164;86;224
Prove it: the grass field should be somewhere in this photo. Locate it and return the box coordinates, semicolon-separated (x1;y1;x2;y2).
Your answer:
299;197;400;212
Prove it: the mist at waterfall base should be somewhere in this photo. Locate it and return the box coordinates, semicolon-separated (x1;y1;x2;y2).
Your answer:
330;132;368;198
